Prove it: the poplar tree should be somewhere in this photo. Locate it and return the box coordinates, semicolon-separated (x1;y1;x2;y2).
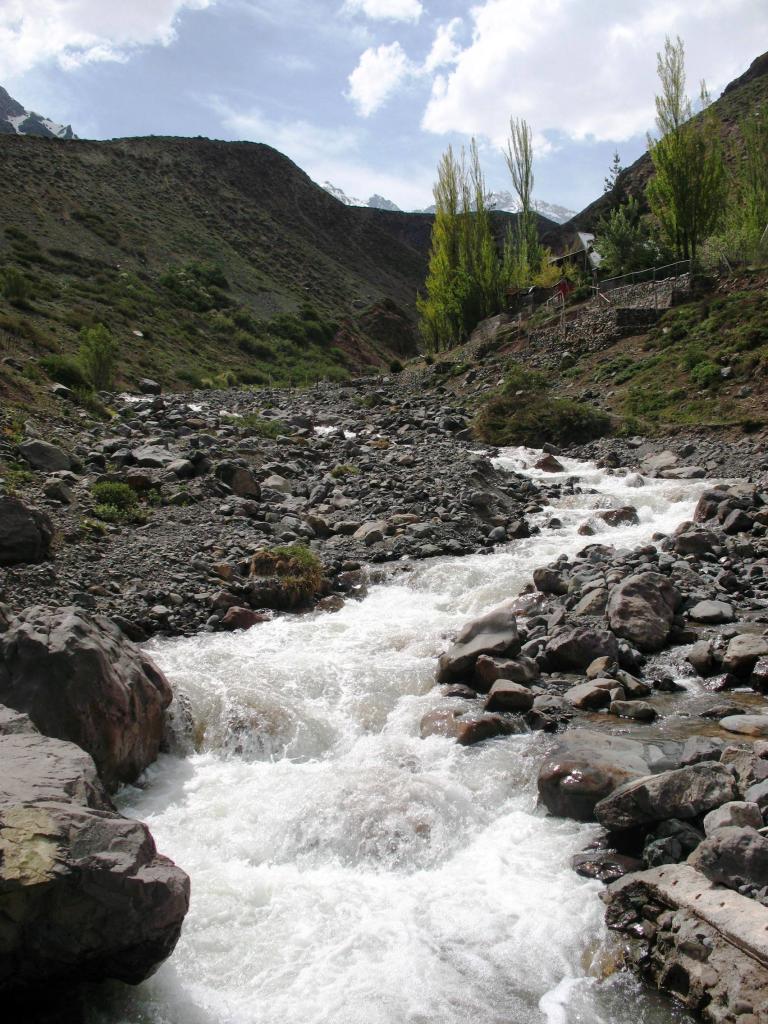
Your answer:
503;117;541;287
417;146;468;351
461;138;502;328
646;36;726;261
740;105;768;249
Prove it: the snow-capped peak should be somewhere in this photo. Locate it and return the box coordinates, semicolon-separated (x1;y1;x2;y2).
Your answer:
0;86;76;140
321;181;402;212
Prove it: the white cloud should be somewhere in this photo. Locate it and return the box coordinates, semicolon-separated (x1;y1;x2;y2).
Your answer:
0;0;215;77
343;0;423;22
423;17;462;73
421;0;768;146
211;96;431;208
347;41;414;117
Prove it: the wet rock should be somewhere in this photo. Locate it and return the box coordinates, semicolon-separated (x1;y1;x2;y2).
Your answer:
688;826;768;890
534;454;564;472
537;729;651;822
546;626;619;671
533;567;568;595
680;736;724;766
220;606;269;631
572;849;644;883
611;699;657;722
0;496;54;566
564;678;614;709
599;506;640;527
606;572;681;653
722;635;768;678
0;606;173;789
484;679;534;712
473;653;539;690
595;762;738;832
437;601;521;684
686;639;720;678
688;600;734;625
720;715;768;738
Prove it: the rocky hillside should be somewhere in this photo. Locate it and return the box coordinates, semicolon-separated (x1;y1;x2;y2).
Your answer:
568;49;768;234
0;85;75;139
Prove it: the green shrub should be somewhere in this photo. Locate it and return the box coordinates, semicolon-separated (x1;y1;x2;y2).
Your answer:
389;358;404;373
40;354;90;390
1;266;31;304
234;414;286;438
691;360;721;388
79;324;119;390
94;503;147;525
91;481;137;509
330;463;359;479
475;361;612;446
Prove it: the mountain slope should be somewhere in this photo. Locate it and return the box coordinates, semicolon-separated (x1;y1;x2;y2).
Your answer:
0;85;75;140
568;50;768;233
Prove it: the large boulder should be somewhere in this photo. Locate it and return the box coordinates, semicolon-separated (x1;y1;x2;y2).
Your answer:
0;496;53;566
688;826;768;891
17;439;71;472
595;762;738;831
0;729;189;994
537;730;652;822
437;601;521;683
545;626;619;671
606;572;681;653
721;635;768;678
0;606;173;789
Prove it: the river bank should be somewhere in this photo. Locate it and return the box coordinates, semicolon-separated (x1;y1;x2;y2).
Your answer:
1;377;767;1022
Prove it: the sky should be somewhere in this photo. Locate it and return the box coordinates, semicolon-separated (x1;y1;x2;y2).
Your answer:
2;0;767;212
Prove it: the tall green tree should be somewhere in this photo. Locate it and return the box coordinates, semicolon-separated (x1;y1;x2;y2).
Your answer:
79;323;119;390
503;117;541;288
594;197;659;274
740;105;768;249
646;36;726;262
417;146;469;351
461;139;502;328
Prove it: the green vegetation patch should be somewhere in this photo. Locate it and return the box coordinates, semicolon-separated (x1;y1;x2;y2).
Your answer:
475;363;612;447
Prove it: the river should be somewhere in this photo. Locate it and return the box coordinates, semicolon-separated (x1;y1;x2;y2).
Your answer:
90;449;705;1024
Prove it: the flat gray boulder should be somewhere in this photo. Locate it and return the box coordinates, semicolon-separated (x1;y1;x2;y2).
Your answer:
595;761;738;831
437;601;521;683
18;439;71;471
606;571;680;652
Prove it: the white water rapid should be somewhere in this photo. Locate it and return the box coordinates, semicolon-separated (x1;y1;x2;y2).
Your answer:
91;450;706;1024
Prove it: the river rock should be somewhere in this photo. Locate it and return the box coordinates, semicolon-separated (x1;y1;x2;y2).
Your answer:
0;730;190;994
0;496;54;566
0;606;173;789
703;801;764;835
719;714;768;738
611;699;657;722
686;639;720;678
484;679;534;712
564;678;613;709
606;572;681;653
546;626;619;671
595;762;738;832
437;601;521;683
688;600;734;625
599;506;640;527
534;454;564;472
721;635;768;678
688;826;768;890
537;729;651;821
473;654;539;690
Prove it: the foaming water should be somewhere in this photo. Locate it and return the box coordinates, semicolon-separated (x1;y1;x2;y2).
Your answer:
91;450;703;1024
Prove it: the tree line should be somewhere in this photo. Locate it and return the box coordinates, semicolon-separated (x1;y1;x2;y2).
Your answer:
419;35;768;351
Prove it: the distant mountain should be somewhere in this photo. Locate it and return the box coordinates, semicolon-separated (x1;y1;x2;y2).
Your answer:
0;85;75;140
419;191;575;224
321;181;401;211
